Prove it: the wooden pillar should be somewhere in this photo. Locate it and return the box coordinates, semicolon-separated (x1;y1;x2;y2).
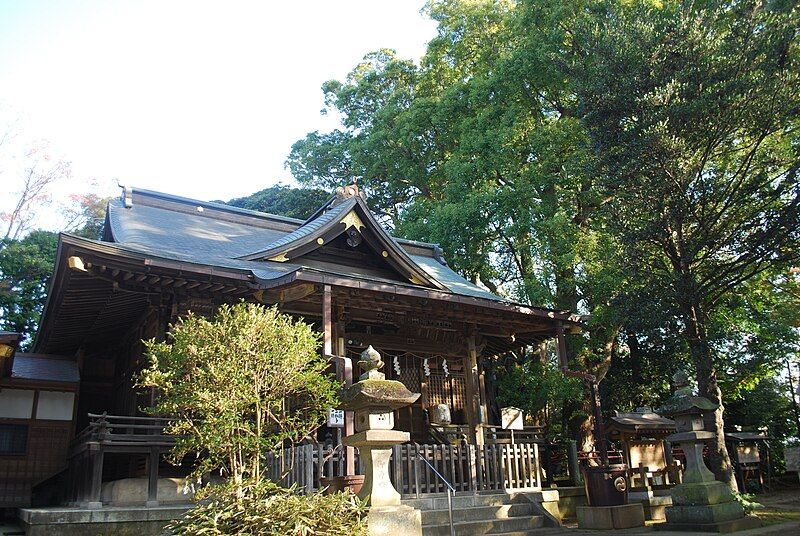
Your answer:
323;285;333;357
87;447;104;509
465;332;484;446
556;324;568;370
478;366;489;429
147;447;159;507
325;286;356;476
336;324;355;476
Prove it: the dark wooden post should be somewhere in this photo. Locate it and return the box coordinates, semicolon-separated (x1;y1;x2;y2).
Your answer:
324;285;356;476
336;329;355;476
147;447;159;507
87;447;104;509
465;332;483;446
556;324;568;370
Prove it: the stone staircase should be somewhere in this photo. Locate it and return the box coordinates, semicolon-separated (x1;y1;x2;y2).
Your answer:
404;492;553;536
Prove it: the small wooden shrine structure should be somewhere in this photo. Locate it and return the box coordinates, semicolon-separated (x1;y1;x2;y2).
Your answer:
725;432;770;492
607;409;677;491
4;184;581;509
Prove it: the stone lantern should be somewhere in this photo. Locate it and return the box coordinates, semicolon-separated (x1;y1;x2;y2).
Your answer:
656;371;760;532
340;346;423;536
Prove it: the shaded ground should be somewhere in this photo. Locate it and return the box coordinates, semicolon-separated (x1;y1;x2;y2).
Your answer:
551;488;800;535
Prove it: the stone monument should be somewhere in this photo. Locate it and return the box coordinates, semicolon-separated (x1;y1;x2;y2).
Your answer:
656;371;760;532
340;346;423;536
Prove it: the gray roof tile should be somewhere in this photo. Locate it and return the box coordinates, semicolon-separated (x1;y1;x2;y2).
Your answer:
12;355;80;383
105;191;511;303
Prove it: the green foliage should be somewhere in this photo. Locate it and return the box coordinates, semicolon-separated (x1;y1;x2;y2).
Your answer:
0;230;58;343
223;185;331;220
495;356;584;439
164;479;367;536
732;491;763;515
287;0;800;463
138;303;339;489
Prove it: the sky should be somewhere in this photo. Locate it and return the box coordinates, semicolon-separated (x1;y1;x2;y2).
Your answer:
0;0;437;230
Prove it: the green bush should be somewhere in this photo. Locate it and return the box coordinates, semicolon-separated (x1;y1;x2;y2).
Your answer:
165;479;368;535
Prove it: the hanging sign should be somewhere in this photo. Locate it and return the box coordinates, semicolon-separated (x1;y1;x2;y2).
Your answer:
327;408;345;428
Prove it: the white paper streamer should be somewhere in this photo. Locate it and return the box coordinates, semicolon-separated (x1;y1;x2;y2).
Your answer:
423;358;430;377
442;357;449;377
393;354;401;376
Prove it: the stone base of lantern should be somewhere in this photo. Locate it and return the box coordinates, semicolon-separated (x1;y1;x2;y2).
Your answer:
658;480;762;532
670;480;735;506
365;505;422;536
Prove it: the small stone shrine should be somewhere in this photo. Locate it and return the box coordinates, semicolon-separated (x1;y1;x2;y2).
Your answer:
340;346;423;536
656;371;761;532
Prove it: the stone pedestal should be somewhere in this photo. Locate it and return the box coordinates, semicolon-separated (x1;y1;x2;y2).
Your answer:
340;346;423;536
343;430;407;507
365;506;423;536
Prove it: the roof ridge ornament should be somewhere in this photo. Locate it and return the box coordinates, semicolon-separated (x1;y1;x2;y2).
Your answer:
332;182;364;206
121;185;133;208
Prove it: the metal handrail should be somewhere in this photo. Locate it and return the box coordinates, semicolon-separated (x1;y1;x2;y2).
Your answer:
415;445;455;536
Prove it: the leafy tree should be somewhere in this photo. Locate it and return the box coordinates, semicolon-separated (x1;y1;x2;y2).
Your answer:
137;302;339;495
0;230;58;342
496;352;584;439
573;0;800;487
287;1;800;490
287;1;627;448
223;184;331;220
0;195;108;345
61;193;110;240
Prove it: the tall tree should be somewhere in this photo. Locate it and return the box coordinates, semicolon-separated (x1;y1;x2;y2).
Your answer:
223;185;331;220
573;0;800;487
288;1;626;447
0;230;58;340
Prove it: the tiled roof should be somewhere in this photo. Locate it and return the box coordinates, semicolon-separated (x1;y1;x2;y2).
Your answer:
609;411;676;430
104;189;510;303
11;354;80;383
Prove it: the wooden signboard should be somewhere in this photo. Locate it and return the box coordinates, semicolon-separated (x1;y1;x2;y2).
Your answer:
629;440;666;471
501;407;524;431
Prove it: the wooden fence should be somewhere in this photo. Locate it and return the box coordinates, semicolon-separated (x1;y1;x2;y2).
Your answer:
265;442;542;496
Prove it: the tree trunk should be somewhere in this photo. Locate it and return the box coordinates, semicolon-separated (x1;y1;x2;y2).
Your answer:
683;301;738;491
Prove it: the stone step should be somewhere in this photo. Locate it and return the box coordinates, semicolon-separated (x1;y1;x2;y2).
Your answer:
404;492;520;511
422;514;545;536
421;503;536;525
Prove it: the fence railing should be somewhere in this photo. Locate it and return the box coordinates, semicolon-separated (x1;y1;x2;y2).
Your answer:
266;442;542;496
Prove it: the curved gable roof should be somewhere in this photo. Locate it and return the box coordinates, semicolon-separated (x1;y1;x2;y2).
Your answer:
238;195;447;290
99;186;551;306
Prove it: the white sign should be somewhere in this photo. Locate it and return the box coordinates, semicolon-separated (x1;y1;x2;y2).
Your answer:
501;406;524;431
786;446;800;473
327;408;345;428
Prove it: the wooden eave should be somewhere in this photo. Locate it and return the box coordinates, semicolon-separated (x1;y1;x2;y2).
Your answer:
34;234;580;356
258;267;580;326
33;235;259;355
